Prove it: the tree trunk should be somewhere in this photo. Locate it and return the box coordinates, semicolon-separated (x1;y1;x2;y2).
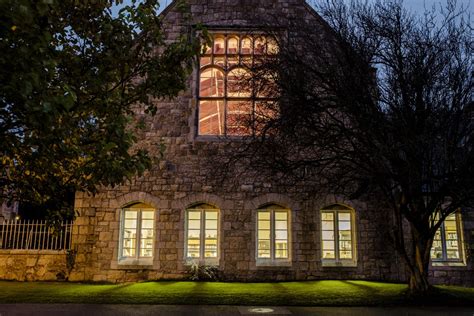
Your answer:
408;230;433;295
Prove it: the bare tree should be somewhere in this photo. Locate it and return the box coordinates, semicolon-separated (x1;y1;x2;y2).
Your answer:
215;0;473;294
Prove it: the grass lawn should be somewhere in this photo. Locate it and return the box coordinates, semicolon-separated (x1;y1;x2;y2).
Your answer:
0;280;473;306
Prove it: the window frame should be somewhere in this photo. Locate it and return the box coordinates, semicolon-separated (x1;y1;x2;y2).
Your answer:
197;32;278;138
255;206;292;266
431;212;466;266
320;206;357;267
118;206;156;265
184;206;220;265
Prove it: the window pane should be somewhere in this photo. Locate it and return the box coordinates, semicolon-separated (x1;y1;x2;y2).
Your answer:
339;230;352;241
202;42;211;54
322;239;335;250
338;213;351;221
254;37;265;54
227;68;251;97
199;100;225;135
339;240;352;251
205;239;218;258
258;220;270;230
200;68;224;97
141;228;154;239
214;56;225;68
258;211;270;220
338;221;351;231
241;37;252;54
124;219;137;229
267;37;279;54
205;219;218;230
227;101;252;136
228;56;239;67
188;219;201;230
142;211;154;219
122;238;136;257
141;219;154;229
322;231;334;240
200;56;212;67
140;238;154;257
445;215;461;260
340;251;352;259
257;210;271;258
431;230;443;259
321;212;334;221
214;37;225;54
275;212;287;221
258;240;271;258
124;210;138;219
258;230;270;240
188;211;201;220
188;229;200;239
206;211;218;220
275;239;288;258
205;229;218;239
275;220;287;230
275;230;287;240
322;221;333;230
187;238;200;258
227;37;239;54
322;250;335;259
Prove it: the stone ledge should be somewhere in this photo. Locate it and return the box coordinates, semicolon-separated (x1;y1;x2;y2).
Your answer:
0;249;67;255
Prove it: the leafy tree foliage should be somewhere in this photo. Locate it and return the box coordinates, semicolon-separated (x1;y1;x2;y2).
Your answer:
0;0;199;216
223;0;472;294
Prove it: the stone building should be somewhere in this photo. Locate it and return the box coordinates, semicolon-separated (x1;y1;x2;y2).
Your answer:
2;0;471;285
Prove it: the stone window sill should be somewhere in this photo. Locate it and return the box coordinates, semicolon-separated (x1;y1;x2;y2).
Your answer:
256;259;292;267
117;257;154;266
431;261;466;267
184;258;220;266
321;260;357;267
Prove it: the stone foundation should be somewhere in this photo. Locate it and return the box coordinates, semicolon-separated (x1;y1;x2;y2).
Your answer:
0;250;67;281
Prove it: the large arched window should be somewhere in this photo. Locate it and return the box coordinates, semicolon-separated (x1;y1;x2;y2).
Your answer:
119;203;155;262
198;33;278;136
185;204;219;261
320;204;357;266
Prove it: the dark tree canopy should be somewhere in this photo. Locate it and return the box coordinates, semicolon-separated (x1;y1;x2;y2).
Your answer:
219;0;473;294
0;0;200;216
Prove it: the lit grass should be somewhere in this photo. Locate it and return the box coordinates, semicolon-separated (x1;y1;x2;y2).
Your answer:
0;280;472;306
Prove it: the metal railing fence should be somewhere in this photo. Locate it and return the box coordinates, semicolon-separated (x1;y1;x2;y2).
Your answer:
0;220;73;250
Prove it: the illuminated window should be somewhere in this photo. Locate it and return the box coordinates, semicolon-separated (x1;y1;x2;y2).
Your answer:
120;204;155;260
186;205;219;261
198;33;278;136
321;205;356;264
257;206;289;260
431;212;464;263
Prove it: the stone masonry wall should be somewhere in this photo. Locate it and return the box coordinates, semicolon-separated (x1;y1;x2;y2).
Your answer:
69;0;474;285
0;250;67;281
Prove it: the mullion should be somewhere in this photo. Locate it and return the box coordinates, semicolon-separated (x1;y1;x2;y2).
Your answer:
271;210;275;260
137;210;142;259
334;211;340;261
440;222;447;261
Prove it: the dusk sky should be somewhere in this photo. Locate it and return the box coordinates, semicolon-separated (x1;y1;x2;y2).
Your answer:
116;0;472;16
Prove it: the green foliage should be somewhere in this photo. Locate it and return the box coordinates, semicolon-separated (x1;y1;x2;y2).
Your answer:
0;0;201;214
187;260;219;281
